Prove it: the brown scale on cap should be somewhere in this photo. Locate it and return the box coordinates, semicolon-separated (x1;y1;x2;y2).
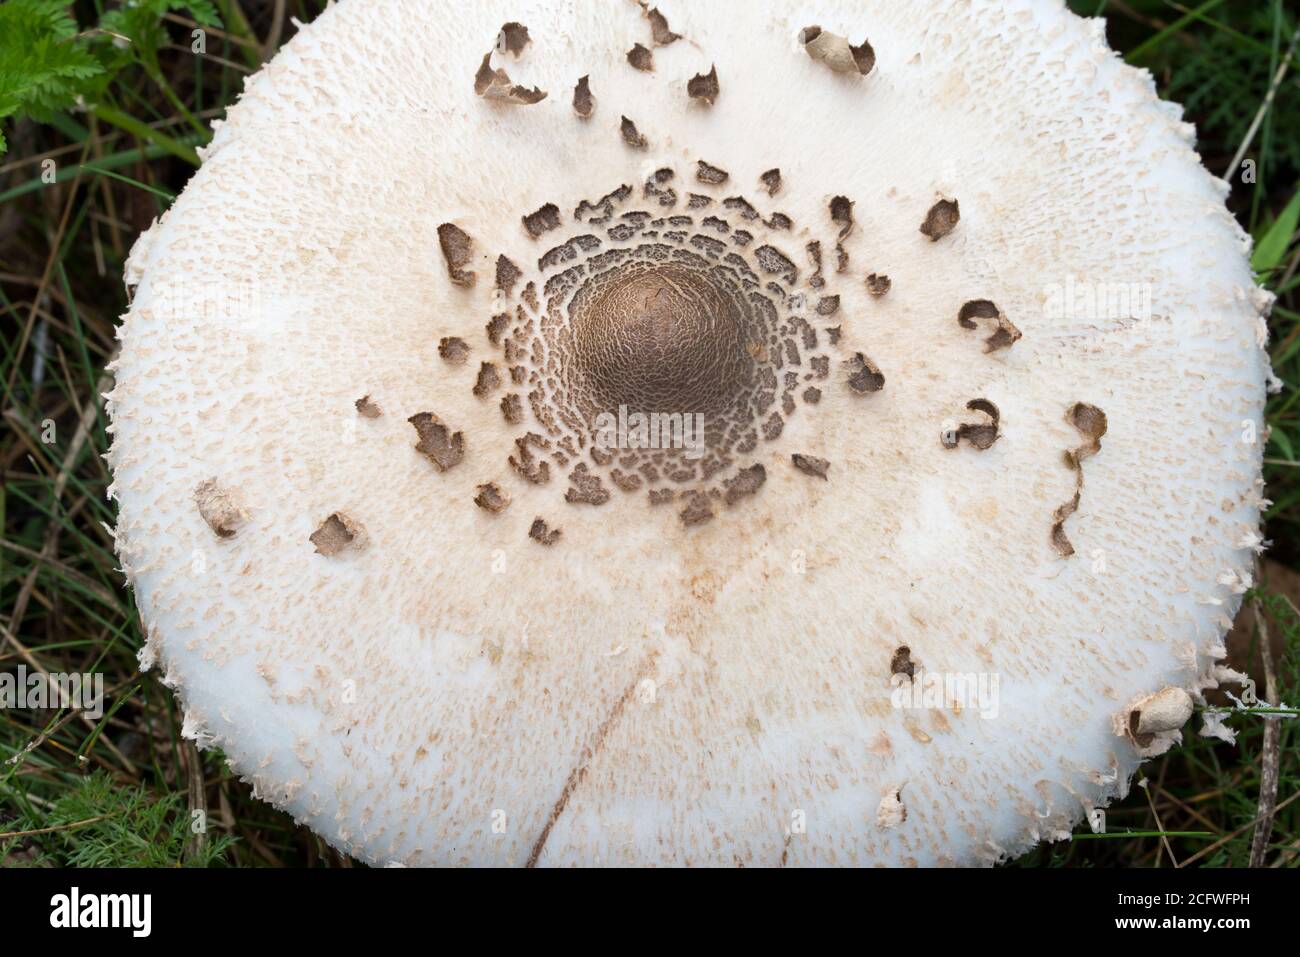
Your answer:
310;513;365;556
792;454;830;480
920;199;960;241
958;299;1021;352
575;185;631;224
723;196;758;220
565;463;611;505
528;517;562;545
754;244;798;283
509;433;551;485
472;362;501;398
627;43;654;72
800;26;875;76
1051;494;1082;558
640;166;676;206
523;203;562;239
644;6;680;45
679;494;715;527
829;196;854;239
941;399;1001;451
610;468;642;492
472;52;546;104
688;65;720;105
485;314;510;348
354;395;381;418
890;646;916;679
572;75;594;118
194;478;245;539
957;299;997;326
500;393;524;424
474;482;510;514
866;273;891;297
696;160;729;185
805;240;824;288
1051;402;1108;557
850;39;876;75
1065;402;1108;467
760;169;782;196
495;255;522;295
438;336;469;364
495;22;530;57
620;116;648;150
408;412;465;472
846;353;885;394
437;223;477;287
723;464;766;506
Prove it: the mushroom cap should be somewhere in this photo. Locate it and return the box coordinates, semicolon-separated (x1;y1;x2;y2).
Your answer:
108;0;1271;866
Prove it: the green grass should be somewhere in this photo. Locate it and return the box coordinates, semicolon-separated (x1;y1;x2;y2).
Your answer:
1;771;235;867
0;0;1297;867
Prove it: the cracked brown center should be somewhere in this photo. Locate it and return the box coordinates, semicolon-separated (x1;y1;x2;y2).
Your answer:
444;161;860;525
570;262;758;418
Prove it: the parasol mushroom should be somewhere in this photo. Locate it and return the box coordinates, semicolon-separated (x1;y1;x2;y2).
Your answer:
106;0;1273;866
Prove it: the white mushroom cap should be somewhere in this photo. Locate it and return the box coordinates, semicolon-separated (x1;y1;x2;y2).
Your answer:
107;0;1272;865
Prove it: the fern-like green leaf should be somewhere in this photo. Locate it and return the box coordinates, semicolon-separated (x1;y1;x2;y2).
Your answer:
0;0;105;132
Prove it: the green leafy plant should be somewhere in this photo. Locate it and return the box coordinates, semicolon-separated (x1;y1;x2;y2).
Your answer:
0;1;100;153
0;0;221;160
1254;187;1300;278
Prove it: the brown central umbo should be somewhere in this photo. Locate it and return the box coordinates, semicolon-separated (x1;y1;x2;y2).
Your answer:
570;261;758;418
